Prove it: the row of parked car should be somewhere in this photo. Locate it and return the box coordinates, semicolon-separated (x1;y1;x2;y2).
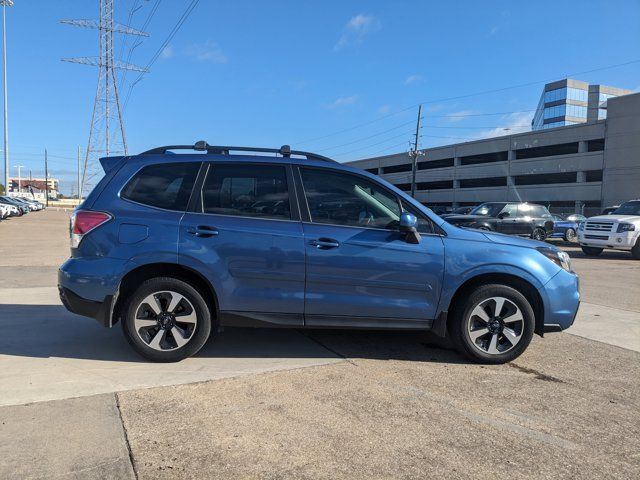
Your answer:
0;195;46;220
439;200;640;259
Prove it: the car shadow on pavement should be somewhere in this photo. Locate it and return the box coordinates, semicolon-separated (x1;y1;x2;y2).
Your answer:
0;304;465;364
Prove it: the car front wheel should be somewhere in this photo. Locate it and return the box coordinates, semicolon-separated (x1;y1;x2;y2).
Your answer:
450;284;535;364
121;277;212;362
581;246;603;256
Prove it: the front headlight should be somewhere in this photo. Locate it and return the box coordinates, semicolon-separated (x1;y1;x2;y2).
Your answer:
617;223;636;233
578;221;585;231
537;247;572;272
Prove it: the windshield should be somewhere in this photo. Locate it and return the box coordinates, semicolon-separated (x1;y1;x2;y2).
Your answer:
613;201;640;216
470;203;505;217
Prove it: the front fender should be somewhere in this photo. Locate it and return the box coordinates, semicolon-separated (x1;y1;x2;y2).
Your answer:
437;236;559;315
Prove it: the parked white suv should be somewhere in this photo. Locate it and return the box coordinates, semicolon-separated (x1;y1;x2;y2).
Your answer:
578;200;640;259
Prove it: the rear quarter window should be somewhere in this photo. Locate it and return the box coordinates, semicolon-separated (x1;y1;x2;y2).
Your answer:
121;162;200;211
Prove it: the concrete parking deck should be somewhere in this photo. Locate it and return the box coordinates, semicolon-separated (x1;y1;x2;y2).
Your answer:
1;210;639;479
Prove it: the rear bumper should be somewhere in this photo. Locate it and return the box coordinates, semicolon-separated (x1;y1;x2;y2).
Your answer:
58;285;113;327
58;257;129;327
539;269;580;332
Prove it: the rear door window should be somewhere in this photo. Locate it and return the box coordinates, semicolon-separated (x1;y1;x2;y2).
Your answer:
121;162;200;211
201;164;291;220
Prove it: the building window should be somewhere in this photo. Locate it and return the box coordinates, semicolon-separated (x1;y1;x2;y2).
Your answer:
587;139;605;152
459;176;507;188
514;142;579;160
598;109;607;120
459;151;507;166
394;183;412;191
416;180;453;190
566;104;587;118
382;163;412;174
365;168;379;174
512;172;577;185
585;170;603;182
417;158;454;170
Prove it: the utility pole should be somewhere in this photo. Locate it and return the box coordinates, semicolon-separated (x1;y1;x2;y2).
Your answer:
1;0;13;198
410;104;423;198
44;148;49;207
77;145;81;201
61;0;148;195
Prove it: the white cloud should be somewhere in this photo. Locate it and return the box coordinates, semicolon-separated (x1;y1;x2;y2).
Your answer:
446;110;479;122
473;111;533;139
160;45;174;59
328;95;359;108
185;41;228;63
335;14;381;50
404;74;423;85
377;104;391;114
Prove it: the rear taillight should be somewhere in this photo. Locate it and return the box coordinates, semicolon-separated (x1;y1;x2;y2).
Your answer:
70;210;112;248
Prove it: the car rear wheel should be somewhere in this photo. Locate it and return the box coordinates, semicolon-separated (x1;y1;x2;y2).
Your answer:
122;277;212;362
564;228;577;243
450;284;535;364
581;246;603;256
632;239;640;260
531;228;546;242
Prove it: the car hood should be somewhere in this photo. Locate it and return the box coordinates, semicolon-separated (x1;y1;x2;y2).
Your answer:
587;214;640;223
480;231;547;248
445;214;489;222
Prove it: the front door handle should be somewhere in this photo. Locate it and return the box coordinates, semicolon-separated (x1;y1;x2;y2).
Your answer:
309;238;340;249
187;225;219;237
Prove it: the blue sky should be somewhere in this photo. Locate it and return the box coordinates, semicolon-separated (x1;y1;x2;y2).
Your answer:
4;0;640;194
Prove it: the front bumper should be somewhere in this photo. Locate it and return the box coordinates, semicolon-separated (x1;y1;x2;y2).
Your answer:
578;231;638;250
539;269;580;332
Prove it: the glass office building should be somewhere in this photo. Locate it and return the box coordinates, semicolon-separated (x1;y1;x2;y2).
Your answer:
531;79;632;131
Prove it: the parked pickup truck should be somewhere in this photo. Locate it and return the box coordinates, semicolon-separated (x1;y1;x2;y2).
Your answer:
578;200;640;259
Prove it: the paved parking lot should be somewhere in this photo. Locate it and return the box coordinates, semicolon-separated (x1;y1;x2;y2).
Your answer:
1;210;639;479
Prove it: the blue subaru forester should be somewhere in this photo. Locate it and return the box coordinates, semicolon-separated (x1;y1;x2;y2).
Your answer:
59;142;580;363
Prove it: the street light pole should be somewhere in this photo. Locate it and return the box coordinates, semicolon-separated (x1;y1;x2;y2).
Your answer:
1;1;12;198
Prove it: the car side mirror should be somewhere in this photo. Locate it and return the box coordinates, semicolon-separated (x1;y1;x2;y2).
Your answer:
498;212;510;219
399;212;421;244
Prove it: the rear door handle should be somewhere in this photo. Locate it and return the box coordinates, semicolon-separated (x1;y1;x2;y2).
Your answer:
309;238;340;249
187;225;219;237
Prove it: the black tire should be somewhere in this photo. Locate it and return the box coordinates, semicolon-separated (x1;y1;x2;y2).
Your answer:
632;239;640;260
581;246;603;256
450;284;535;364
121;277;212;362
564;228;577;243
531;228;546;242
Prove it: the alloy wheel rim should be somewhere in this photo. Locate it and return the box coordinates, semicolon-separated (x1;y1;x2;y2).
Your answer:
566;229;576;241
134;291;198;351
467;296;524;355
533;230;544;241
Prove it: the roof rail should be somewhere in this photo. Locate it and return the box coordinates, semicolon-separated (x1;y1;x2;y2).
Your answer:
140;141;337;163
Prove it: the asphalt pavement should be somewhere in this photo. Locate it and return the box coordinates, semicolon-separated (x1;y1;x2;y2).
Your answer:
1;210;638;479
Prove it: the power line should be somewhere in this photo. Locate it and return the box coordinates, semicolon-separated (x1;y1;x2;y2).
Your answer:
123;0;199;111
316;119;418;152
118;0;161;94
294;58;640;146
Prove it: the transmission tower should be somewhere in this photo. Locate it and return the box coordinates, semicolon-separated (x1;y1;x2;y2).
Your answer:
61;0;148;196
